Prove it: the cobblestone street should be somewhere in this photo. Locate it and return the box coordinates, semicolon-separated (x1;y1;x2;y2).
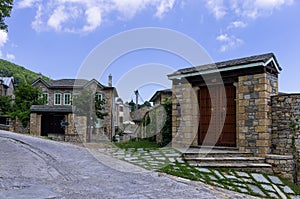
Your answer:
0;131;254;199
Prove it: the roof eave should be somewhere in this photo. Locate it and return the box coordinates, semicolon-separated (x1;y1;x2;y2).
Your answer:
168;62;265;80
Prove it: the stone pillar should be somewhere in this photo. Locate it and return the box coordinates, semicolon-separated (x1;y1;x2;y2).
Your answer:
237;73;278;156
66;113;74;135
75;116;87;142
30;113;41;136
171;79;199;148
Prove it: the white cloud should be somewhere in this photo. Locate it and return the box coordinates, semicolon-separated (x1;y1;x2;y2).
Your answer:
17;0;177;33
17;0;41;8
228;21;247;29
83;7;102;32
205;0;294;19
216;33;243;52
47;6;69;31
0;30;8;59
155;0;176;18
254;0;294;9
0;30;8;47
230;0;294;19
6;53;15;61
205;0;227;19
216;33;229;42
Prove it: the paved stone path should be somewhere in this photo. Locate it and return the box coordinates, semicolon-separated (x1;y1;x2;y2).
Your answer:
0;131;254;199
100;146;300;199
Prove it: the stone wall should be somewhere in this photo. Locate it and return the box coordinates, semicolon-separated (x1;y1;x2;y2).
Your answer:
11;118;30;134
271;94;300;155
171;79;199;148
30;113;41;136
271;94;300;184
236;73;278;156
74;115;87;142
266;154;295;182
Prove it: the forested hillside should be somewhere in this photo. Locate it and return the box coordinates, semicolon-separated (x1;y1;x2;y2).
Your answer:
0;59;50;86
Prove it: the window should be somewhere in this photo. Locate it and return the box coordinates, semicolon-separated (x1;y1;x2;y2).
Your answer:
54;93;62;105
42;92;49;105
119;116;123;124
96;92;102;101
119;106;123;112
64;93;72;105
96;118;101;128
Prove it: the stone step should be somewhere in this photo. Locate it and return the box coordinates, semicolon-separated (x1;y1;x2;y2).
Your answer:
190;145;239;150
185;157;266;164
183;151;253;158
190;162;272;168
189;162;273;174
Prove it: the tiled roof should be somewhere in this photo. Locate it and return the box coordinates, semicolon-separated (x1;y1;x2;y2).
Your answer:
30;105;75;113
0;77;14;87
48;79;89;87
170;53;281;76
149;89;172;102
32;78;112;89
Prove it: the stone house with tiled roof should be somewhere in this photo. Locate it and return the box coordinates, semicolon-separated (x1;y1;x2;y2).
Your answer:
169;53;281;151
30;77;118;142
149;89;172;106
0;77;14;97
168;53;300;183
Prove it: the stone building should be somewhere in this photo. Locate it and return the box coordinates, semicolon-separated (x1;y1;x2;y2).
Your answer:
149;89;172;106
168;53;300;182
0;77;14;128
168;53;280;152
0;77;14;97
30;77;118;142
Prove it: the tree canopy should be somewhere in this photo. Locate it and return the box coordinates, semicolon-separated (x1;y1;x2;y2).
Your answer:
0;0;13;31
10;84;43;127
0;95;12;115
0;59;51;86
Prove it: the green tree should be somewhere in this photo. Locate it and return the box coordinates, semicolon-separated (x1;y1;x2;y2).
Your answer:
10;84;43;127
160;98;172;146
128;100;152;112
0;95;12;115
0;0;13;31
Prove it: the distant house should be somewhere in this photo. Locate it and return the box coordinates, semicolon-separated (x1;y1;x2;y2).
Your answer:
115;97;131;128
0;77;14;97
149;89;172;106
30;77;118;142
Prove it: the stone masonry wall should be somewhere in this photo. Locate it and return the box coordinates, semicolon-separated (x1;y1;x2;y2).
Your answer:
271;94;300;155
237;73;278;156
271;94;300;184
172;79;199;148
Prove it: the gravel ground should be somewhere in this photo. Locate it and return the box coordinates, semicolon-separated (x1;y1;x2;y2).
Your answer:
0;130;255;199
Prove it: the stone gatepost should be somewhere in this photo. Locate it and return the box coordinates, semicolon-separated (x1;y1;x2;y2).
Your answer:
237;73;278;156
29;113;41;136
171;79;199;148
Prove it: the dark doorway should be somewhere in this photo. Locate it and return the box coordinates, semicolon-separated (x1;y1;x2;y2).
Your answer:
41;114;65;136
198;85;236;147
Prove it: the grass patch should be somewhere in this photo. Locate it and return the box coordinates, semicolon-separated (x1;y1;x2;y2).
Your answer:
280;177;300;195
114;139;160;150
160;162;300;198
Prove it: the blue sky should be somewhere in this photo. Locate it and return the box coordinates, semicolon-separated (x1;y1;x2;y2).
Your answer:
0;0;299;101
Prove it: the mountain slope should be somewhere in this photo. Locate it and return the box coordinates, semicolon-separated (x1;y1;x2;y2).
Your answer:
0;59;50;86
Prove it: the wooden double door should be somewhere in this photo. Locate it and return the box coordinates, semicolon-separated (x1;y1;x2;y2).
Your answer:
198;85;236;147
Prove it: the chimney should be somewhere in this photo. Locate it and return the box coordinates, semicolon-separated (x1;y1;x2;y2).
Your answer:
108;74;112;87
38;72;43;79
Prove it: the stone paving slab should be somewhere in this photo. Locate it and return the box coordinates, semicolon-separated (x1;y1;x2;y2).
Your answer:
100;146;300;199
